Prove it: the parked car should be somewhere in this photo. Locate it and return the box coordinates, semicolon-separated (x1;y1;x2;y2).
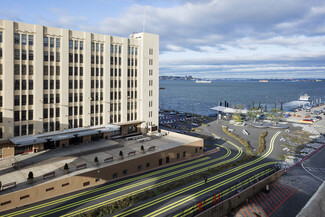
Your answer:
313;116;322;120
312;110;321;115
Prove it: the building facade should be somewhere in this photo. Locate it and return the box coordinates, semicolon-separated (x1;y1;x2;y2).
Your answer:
0;20;159;157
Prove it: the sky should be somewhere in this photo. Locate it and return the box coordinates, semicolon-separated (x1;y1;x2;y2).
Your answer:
1;0;325;79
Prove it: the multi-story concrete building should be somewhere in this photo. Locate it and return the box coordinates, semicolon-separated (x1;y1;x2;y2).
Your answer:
0;20;159;157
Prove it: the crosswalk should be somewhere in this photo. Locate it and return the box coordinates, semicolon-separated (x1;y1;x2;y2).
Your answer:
233;184;296;217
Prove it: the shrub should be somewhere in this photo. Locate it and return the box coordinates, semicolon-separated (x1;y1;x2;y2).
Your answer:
257;131;268;155
94;156;99;163
28;171;33;179
64;163;69;170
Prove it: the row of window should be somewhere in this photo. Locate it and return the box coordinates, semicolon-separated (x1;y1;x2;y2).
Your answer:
91;55;103;64
127;69;137;77
44;51;60;62
110;56;121;65
110;80;121;88
69;66;83;76
14;49;34;61
14;80;33;90
91;67;103;76
0;32;2;43
69;80;83;89
44;37;60;48
111;68;121;77
90;105;104;114
90;116;104;126
69;119;83;129
110;91;121;100
42;94;59;104
69;93;83;103
13;95;33;106
127;102;137;110
14;34;33;46
127;91;137;99
14;124;33;137
111;45;121;54
128;46;138;55
112;153;185;180
109;114;121;124
90;92;103;101
68;106;83;116
43;108;60;118
69;53;83;63
43;121;60;132
14;110;33;121
127;80;137;88
126;112;137;122
14;64;34;75
109;103;121;112
91;42;103;52
69;40;83;50
44;80;60;90
90;80;103;89
127;58;137;66
44;65;60;76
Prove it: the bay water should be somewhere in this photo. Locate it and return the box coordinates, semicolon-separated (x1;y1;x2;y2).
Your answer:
159;80;325;116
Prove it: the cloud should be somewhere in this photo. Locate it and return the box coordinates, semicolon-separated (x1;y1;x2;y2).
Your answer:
8;0;323;78
84;0;325;53
37;8;87;30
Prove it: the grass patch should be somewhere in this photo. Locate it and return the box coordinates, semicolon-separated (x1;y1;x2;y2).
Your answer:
282;134;311;145
256;131;268;155
222;126;254;156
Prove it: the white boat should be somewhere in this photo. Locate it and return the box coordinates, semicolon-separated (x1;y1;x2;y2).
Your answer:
196;80;212;83
299;94;310;101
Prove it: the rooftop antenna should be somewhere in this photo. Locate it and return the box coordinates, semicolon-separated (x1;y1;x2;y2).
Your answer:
143;6;146;33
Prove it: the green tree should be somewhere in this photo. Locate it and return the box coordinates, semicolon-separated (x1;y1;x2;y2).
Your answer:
246;107;262;123
267;108;283;126
232;104;244;123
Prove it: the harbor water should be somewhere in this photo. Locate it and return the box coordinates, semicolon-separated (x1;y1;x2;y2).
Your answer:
159;80;325;116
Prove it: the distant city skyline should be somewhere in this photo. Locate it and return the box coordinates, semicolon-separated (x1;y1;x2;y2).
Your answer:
1;0;325;78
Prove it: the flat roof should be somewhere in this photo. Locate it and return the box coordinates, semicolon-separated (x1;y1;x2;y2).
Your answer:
9;124;120;147
210;106;248;114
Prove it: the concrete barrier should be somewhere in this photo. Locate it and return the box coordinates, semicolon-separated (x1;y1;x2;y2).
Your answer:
197;169;284;217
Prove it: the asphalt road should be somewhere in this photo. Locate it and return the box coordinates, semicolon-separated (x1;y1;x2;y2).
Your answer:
271;145;325;217
111;131;282;217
